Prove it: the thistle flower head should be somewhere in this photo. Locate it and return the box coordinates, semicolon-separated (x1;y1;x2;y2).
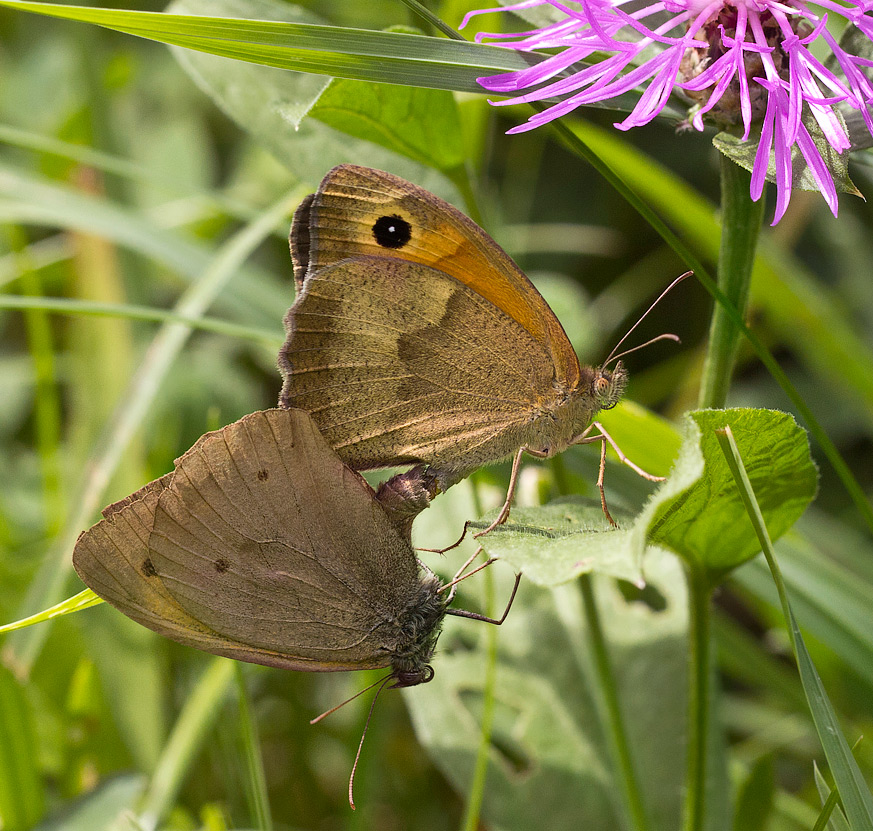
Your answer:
463;0;873;222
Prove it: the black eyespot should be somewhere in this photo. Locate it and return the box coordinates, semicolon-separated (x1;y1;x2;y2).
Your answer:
214;559;230;574
257;469;269;481
372;214;411;249
141;558;158;578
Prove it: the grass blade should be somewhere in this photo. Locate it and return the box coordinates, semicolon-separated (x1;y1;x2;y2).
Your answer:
0;295;282;348
716;425;873;831
234;665;273;831
0;590;102;635
0;1;539;92
137;658;236;831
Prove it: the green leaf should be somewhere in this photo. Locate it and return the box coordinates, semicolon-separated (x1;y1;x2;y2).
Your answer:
476;496;646;586
404;548;690;831
474;399;679;587
598;400;683;481
0;0;539;92
309;79;465;173
479;407;815;588
0;666;45;831
713;109;860;198
167;0;462;194
0;589;102;634
642;408;817;582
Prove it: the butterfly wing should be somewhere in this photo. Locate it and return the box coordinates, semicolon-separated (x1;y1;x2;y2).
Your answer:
280;256;562;482
147;408;423;669
73;409;426;671
73;473;320;670
283;164;581;389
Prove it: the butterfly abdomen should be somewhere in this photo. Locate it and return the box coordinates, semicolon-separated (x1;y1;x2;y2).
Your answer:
388;574;445;687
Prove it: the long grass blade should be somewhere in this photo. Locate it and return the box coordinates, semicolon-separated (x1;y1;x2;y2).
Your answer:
716;425;873;831
0;1;539;92
0;295;282;348
0;589;102;635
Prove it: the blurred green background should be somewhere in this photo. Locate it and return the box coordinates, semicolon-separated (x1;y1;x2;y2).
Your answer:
2;1;873;829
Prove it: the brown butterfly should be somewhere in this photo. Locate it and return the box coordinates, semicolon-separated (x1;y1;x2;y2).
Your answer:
279;165;670;530
73;408;514;683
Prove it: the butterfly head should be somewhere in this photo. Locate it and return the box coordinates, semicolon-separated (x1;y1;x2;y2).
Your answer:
593;361;627;411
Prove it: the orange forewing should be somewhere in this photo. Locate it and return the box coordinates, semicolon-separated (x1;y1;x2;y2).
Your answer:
293;165;582;389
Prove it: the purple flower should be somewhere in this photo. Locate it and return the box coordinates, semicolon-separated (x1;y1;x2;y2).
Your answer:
462;0;873;222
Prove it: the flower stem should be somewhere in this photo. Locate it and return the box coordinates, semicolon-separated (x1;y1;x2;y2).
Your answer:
682;567;713;831
460;477;497;831
579;574;650;831
698;157;766;409
549;458;648;831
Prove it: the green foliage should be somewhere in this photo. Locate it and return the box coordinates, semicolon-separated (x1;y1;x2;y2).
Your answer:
645;409;817;580
0;1;872;829
404;548;691;831
480;408;818;587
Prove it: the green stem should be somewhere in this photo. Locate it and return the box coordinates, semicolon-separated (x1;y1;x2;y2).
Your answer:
234;665;273;831
698;157;766;409
579;575;649;831
550;458;648;831
683;568;713;831
460;477;497;831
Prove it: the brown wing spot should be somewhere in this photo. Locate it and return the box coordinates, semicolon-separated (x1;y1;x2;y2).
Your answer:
214;558;230;574
257;469;269;481
372;214;411;249
141;558;158;578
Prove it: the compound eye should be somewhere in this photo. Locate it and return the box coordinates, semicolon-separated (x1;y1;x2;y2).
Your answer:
595;376;610;395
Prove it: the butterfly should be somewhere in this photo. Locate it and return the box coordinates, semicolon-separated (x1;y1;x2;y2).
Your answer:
278;165;669;530
73;408;513;684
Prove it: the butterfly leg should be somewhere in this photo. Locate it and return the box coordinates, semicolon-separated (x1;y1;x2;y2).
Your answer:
445;571;522;626
438;546;492;603
416;520;472;555
590;421;666;482
573;421;666;527
472;445;548;540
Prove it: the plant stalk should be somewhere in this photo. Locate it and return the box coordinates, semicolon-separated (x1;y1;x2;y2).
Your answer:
549;457;648;831
698;156;766;409
579;574;650;831
682;567;713;831
460;477;497;831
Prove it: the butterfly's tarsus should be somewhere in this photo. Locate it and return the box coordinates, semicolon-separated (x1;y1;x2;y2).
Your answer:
417;519;471;556
445;571;522;626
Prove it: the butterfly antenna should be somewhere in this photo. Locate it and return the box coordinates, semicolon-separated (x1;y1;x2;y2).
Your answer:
606;333;681;364
310;672;393;725
348;675;393;810
603;271;692;367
